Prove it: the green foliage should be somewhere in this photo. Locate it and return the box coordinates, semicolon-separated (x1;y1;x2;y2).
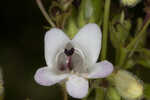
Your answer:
106;87;121;100
135;49;150;69
110;15;131;48
64;7;78;39
78;0;103;28
124;59;135;69
144;83;150;99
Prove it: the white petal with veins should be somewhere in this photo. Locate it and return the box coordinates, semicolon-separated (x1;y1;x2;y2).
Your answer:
87;60;114;79
34;67;68;86
72;23;102;65
66;75;89;98
45;28;70;67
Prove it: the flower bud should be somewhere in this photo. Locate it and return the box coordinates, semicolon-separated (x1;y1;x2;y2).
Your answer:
121;0;140;7
77;0;103;28
113;70;143;100
65;17;78;39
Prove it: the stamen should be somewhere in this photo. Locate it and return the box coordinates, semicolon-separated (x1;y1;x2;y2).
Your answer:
58;55;73;71
64;48;75;56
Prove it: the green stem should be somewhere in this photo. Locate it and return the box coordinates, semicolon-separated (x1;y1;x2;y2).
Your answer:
115;48;120;65
61;84;68;100
127;19;150;50
36;0;56;27
117;48;127;67
101;0;111;60
95;87;104;100
116;19;150;67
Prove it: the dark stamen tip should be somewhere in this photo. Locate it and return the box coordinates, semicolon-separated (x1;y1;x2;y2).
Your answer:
64;48;75;56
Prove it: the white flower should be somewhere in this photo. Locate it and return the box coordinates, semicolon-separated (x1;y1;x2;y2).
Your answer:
34;23;114;99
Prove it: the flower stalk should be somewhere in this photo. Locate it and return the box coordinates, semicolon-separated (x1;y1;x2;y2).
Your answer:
101;0;111;60
127;19;150;51
36;0;56;27
117;18;150;67
61;84;68;100
117;48;127;67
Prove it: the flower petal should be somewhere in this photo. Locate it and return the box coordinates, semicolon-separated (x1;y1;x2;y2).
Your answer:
45;28;70;66
66;75;89;99
34;67;68;86
72;23;102;65
87;60;114;79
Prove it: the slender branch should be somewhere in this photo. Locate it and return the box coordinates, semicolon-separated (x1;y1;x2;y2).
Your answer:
127;19;150;50
101;0;111;60
117;48;127;66
116;19;150;67
36;0;56;27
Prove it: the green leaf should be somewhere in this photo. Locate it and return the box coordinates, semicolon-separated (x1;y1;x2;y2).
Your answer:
135;49;150;68
140;48;150;58
110;19;131;48
124;59;135;69
144;83;150;99
77;0;87;28
65;17;78;39
135;18;143;33
110;12;132;48
77;0;103;27
137;58;150;69
64;7;78;39
88;0;104;25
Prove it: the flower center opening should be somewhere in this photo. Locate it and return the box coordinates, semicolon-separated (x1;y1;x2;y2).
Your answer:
56;43;87;74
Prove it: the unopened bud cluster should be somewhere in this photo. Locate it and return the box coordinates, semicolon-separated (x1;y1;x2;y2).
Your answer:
113;70;143;100
121;0;140;7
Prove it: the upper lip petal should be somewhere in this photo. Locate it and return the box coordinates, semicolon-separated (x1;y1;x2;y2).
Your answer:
44;23;102;67
72;23;102;66
44;28;70;67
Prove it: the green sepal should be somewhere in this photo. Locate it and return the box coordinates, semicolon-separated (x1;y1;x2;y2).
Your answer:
106;87;121;100
65;17;78;39
77;0;103;28
110;18;131;48
64;7;78;39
